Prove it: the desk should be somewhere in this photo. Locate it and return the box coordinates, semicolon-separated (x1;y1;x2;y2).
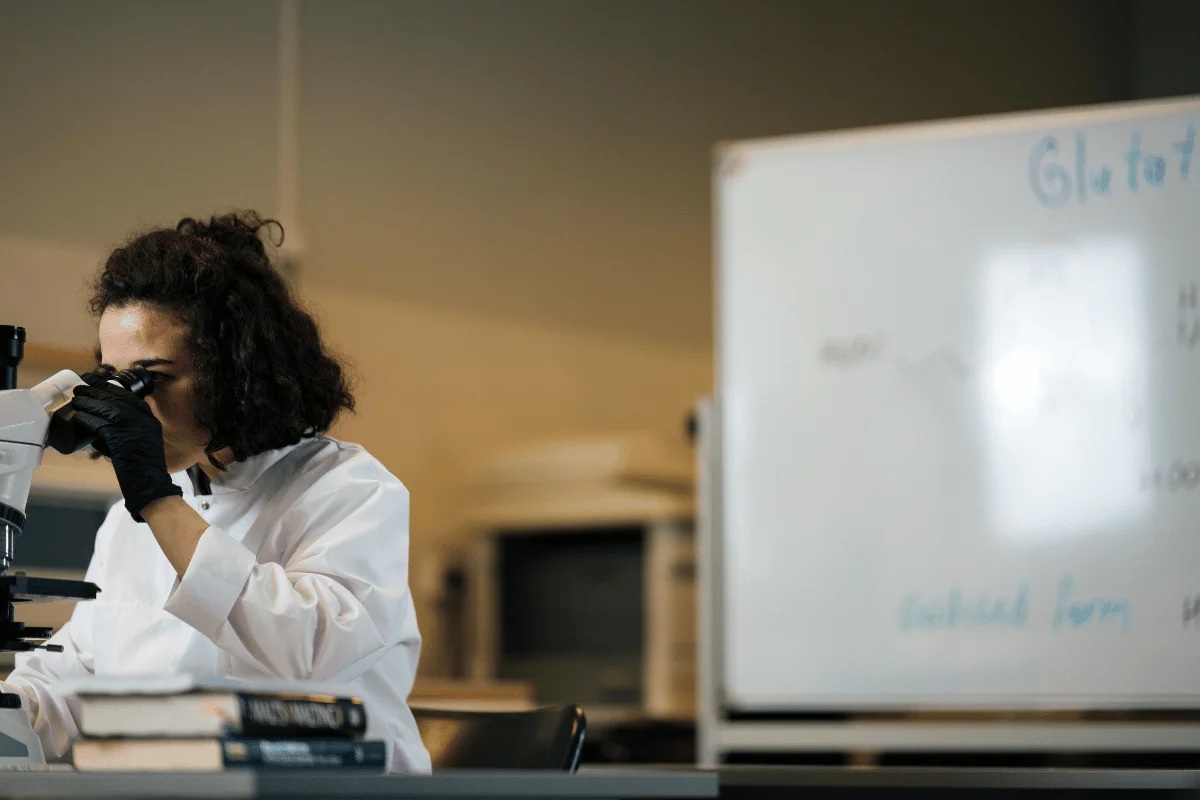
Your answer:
0;769;716;799
717;766;1200;798
4;766;1197;799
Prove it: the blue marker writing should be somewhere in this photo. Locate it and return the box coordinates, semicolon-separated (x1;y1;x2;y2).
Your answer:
1076;132;1087;203
1052;576;1131;633
1029;136;1070;208
1175;125;1195;179
1125;133;1142;192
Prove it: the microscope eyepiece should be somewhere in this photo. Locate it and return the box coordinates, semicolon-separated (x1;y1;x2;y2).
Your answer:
82;364;154;397
45;364;156;455
0;326;25;391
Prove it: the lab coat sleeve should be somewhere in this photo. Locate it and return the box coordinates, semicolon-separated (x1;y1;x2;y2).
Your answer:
4;616;93;760
3;529;108;761
163;480;415;683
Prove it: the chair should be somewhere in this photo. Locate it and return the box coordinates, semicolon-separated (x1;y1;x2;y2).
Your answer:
412;705;586;772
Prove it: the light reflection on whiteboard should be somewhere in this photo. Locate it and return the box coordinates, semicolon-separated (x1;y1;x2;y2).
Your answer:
979;238;1151;540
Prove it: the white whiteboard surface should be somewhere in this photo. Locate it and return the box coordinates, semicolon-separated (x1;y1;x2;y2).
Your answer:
716;97;1200;710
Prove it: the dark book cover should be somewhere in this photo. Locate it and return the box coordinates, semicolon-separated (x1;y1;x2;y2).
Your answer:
222;739;385;769
235;695;367;739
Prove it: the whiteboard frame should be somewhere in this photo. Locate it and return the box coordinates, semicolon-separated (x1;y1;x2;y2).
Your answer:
715;94;1200;165
703;95;1200;764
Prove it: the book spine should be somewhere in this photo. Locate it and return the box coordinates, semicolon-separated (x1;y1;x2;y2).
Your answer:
234;695;367;739
222;739;386;769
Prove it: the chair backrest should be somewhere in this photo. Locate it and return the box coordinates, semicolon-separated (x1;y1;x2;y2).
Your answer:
412;705;586;772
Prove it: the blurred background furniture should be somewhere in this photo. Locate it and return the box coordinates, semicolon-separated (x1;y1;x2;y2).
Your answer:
413;705;586;772
447;433;696;761
409;679;536;713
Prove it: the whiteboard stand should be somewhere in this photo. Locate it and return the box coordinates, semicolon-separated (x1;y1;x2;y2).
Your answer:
696;396;1200;765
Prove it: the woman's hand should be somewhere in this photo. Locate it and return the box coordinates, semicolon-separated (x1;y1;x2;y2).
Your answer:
69;383;183;521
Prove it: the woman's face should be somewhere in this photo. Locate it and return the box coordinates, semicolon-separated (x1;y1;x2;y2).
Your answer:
97;303;214;474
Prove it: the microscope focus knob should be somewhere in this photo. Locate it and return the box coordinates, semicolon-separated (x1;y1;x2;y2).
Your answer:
0;694;21;709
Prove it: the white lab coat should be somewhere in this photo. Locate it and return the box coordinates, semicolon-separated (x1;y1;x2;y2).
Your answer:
4;436;431;772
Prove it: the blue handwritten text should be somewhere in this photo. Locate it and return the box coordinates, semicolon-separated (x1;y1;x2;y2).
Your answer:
1030;126;1195;207
899;583;1030;630
1052;576;1131;633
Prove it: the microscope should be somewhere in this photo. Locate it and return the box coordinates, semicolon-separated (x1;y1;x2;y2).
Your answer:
0;325;153;765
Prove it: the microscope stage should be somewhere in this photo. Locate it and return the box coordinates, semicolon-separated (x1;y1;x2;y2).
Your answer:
0;574;99;604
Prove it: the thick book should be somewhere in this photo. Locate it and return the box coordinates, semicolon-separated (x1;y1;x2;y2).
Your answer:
78;692;367;739
73;738;387;771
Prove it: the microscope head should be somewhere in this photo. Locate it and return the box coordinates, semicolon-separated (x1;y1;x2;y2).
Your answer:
0;326;103;656
0;325;155;574
0;326;88;573
0;326;27;572
0;326;21;394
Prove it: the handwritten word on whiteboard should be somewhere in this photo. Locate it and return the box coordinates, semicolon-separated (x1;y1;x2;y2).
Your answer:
1029;126;1195;206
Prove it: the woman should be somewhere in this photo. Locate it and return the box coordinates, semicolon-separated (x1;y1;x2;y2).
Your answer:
4;212;430;772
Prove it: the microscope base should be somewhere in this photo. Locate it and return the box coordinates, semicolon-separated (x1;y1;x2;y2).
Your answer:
0;695;44;766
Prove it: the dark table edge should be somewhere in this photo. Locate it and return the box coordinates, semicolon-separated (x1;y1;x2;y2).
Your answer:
716;766;1200;790
3;766;1198;796
259;770;719;797
0;769;718;799
0;769;255;797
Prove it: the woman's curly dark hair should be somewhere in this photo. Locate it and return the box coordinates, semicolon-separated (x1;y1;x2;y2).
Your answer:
90;211;354;469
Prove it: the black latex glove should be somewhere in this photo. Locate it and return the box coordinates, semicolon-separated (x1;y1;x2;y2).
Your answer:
70;383;183;522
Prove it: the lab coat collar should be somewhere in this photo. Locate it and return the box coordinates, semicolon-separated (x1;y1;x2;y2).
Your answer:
171;442;302;497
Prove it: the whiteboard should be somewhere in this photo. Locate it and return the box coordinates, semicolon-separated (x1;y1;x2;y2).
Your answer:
716;97;1200;710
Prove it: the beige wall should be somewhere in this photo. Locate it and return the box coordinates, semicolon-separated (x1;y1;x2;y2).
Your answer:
0;0;1135;674
298;0;1133;350
0;1;280;249
307;285;710;537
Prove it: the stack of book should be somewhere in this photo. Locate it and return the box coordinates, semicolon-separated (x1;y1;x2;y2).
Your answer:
66;676;386;771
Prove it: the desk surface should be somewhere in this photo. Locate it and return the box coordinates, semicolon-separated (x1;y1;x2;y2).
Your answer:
716;766;1200;790
2;766;1198;798
0;769;717;799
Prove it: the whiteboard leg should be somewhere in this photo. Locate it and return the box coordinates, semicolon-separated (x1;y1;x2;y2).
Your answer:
695;396;721;767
